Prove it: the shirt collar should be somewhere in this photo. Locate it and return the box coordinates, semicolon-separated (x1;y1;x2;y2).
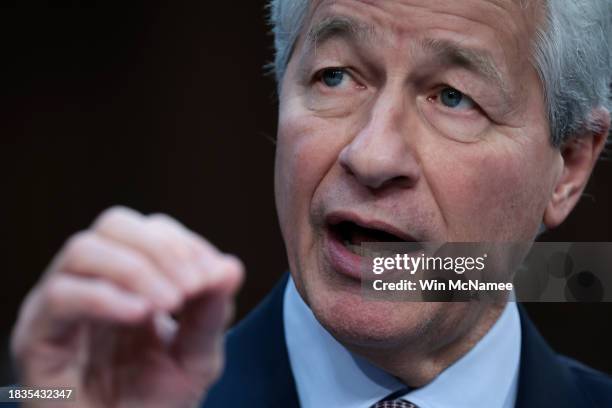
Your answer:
283;276;521;408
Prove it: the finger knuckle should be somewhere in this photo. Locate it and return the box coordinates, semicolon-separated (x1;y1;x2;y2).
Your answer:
43;278;68;313
156;239;189;267
62;231;97;271
121;254;147;275
148;212;176;225
153;233;194;267
88;283;115;309
148;216;197;260
93;205;135;232
222;254;245;275
120;255;154;285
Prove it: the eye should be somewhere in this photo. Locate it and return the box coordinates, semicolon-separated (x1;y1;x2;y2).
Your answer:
320;68;348;88
420;85;489;142
436;87;476;110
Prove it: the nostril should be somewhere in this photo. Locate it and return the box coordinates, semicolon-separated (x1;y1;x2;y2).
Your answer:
338;144;355;175
379;175;413;190
340;159;355;177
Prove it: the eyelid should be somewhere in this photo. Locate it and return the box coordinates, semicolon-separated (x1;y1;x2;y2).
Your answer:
314;67;344;81
313;66;364;87
451;91;475;109
429;86;482;114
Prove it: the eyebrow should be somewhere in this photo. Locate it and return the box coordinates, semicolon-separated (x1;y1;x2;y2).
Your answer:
419;38;510;98
304;15;512;102
306;15;377;51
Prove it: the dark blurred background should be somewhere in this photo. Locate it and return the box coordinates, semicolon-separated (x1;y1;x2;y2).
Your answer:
0;1;610;384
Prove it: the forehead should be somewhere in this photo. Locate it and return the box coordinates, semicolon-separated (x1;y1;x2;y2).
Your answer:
307;0;541;30
304;0;542;62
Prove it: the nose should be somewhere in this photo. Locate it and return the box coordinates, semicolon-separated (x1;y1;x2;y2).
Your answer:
339;88;420;191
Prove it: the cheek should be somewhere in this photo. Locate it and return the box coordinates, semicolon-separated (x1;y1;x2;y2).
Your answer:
427;141;550;240
274;102;343;248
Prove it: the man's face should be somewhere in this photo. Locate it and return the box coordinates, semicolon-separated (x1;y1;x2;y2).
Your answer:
274;0;563;348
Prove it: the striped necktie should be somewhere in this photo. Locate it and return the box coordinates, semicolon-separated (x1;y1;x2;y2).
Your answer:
373;400;418;408
372;388;418;408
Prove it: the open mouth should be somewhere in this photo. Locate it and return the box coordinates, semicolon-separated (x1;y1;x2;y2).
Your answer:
323;213;425;280
328;219;412;256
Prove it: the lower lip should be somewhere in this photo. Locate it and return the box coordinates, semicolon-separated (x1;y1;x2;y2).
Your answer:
323;228;366;281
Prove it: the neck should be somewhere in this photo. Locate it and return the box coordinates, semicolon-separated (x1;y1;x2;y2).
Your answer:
347;302;505;388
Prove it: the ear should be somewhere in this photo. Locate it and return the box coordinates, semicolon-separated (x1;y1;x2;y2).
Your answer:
543;107;610;229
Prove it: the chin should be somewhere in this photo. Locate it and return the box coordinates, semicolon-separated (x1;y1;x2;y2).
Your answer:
305;276;445;349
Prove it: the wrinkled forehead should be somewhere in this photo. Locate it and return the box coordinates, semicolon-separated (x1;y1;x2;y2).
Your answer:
302;0;544;52
293;0;546;103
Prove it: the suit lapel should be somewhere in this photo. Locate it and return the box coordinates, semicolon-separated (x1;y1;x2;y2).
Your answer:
515;305;590;408
207;279;595;408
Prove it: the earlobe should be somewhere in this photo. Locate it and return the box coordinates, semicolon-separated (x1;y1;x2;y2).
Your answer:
543;107;610;229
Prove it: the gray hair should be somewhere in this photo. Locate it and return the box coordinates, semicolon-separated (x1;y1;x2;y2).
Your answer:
267;0;612;146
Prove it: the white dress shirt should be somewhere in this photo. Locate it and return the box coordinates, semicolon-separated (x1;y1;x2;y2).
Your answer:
283;276;521;408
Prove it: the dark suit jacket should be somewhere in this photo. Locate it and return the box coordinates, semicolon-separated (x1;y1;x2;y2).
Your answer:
203;273;612;408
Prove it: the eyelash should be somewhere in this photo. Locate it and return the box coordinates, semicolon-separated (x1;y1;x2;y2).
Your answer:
314;67;342;79
313;67;361;88
427;87;478;112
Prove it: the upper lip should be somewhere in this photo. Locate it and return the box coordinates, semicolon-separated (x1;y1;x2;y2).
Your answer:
325;210;418;242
